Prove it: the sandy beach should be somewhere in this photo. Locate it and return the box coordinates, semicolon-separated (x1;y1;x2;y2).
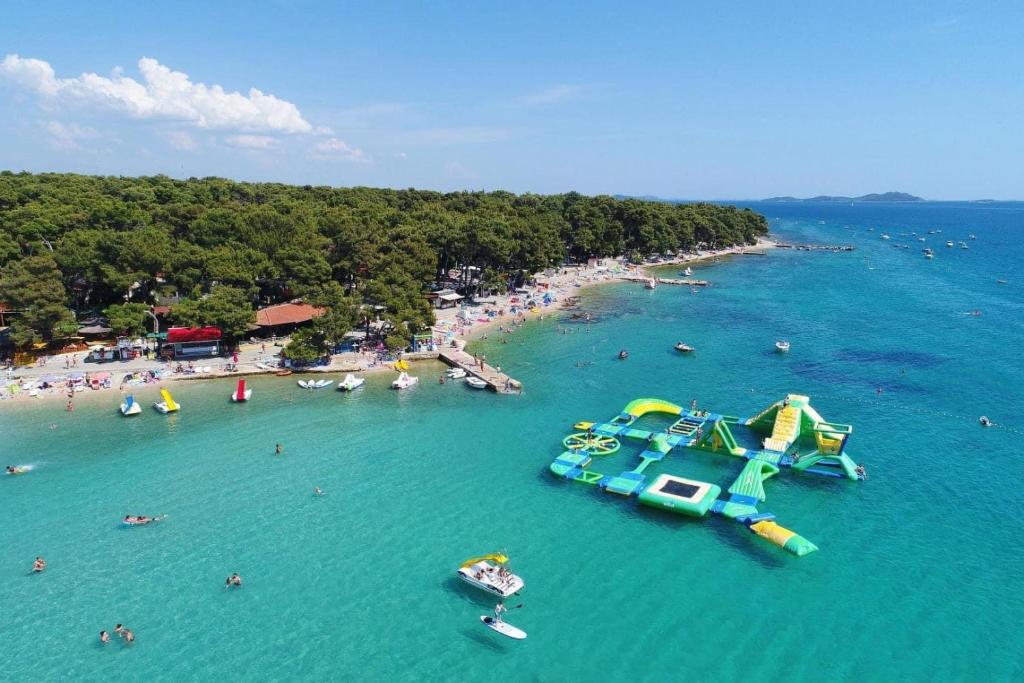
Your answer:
0;239;773;406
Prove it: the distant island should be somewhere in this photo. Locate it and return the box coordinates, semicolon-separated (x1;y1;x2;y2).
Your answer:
761;191;924;203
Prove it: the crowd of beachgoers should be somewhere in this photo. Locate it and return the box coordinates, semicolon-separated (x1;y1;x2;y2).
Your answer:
0;241;771;406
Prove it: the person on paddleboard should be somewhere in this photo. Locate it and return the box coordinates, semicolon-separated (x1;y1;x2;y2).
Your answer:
494;602;506;623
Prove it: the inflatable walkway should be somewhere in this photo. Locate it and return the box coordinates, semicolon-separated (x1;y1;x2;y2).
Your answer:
548;394;861;558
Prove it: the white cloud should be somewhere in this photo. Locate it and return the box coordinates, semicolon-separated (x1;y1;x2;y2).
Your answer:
163;130;198;151
1;53;312;134
225;134;278;149
444;161;477;181
520;84;587;105
45;121;98;150
313;137;369;162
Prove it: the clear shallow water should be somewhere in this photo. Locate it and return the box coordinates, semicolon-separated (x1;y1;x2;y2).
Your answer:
2;202;1023;681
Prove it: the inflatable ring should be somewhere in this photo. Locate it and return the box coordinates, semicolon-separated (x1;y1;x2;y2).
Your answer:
562;432;620;455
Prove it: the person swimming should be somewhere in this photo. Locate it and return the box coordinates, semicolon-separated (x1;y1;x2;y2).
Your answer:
32;556;46;573
123;628;134;643
314;487;324;496
114;624;124;636
100;630;111;644
225;573;242;588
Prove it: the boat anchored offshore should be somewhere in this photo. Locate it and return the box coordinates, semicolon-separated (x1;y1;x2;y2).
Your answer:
391;372;419;390
231;379;252;402
674;342;695;353
337;374;365;391
120;394;142;416
466;376;488;390
775;340;791;353
457;554;524;597
154;388;179;414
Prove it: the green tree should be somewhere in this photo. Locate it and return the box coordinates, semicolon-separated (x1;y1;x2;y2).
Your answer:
104;303;150;337
0;255;77;347
168;285;254;341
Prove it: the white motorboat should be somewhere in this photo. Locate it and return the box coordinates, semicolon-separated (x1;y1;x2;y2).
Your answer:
120;394;142;416
959;242;969;249
314;379;333;389
680;267;693;276
674;342;695;353
918;237;926;242
946;240;954;247
457;554;524;597
337;374;365;391
465;376;488;389
969;234;977;240
644;278;657;290
446;367;467;379
880;234;891;240
923;248;934;259
298;379;314;389
391;372;419;389
775;340;791;353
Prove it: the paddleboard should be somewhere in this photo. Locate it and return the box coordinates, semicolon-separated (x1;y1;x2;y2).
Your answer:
480;616;526;640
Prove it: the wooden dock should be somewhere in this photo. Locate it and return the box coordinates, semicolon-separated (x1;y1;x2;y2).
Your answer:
622;275;710;287
439;349;522;394
775;242;855;252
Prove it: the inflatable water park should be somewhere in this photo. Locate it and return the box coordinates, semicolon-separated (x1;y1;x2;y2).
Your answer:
549;394;863;557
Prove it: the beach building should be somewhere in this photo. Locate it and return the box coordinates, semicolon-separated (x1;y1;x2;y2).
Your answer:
254;301;324;336
160;326;222;360
427;288;464;309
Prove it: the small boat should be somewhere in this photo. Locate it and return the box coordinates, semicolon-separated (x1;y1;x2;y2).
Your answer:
275;369;293;376
979;416;993;427
314;379;333;389
5;465;31;476
959;242;969;249
918;237;926;242
618;349;629;360
337;374;365;391
674;342;695;353
231;379;252;402
154;388;179;414
298;379;314;389
446;367;467;379
120;394;142;416
880;234;891;240
391;372;419;390
775;340;790;353
997;279;1008;284
970;234;977;240
121;514;167;527
466;376;488;389
923;248;934;259
480;616;526;640
457;554;524;597
946;240;954;247
644;278;657;290
680;267;693;276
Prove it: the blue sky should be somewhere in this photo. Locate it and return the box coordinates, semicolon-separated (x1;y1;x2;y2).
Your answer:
1;1;1021;199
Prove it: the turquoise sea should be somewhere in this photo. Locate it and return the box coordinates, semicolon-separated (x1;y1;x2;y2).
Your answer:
2;202;1023;681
